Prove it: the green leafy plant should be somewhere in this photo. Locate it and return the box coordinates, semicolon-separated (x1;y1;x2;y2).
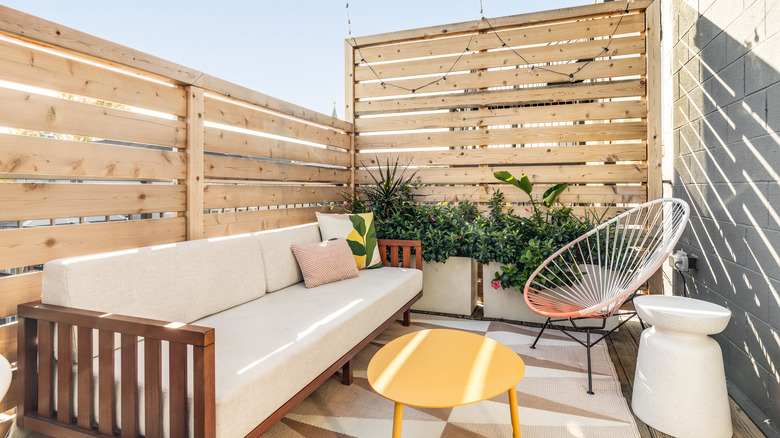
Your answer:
358;156;418;220
493;170;568;225
376;202;481;263
481;171;594;291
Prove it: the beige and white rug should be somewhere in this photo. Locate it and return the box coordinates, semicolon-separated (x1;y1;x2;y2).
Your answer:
265;314;640;438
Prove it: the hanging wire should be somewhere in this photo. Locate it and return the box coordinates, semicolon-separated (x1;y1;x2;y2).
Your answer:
346;0;633;93
482;0;632;81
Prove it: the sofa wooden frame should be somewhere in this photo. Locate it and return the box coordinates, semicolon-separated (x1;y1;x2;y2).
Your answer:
16;239;422;438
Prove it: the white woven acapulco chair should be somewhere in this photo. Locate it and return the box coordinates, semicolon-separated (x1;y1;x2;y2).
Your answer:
524;198;690;394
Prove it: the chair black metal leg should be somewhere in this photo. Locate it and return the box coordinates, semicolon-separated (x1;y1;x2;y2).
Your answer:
586;328;594;395
639;316;646;330
530;318;551;349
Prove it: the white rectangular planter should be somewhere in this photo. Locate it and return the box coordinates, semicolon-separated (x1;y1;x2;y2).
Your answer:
482;262;620;330
411;256;477;316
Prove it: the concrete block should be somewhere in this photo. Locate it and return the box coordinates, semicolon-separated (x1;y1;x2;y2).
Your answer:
673;9;681;42
673;71;681;102
742;313;780;375
699;0;717;15
743;0;761;10
687;214;746;262
693;13;721;53
765;78;780;132
685;86;707;122
674;154;695;185
687;149;724;184
705;0;743;35
720;135;780;184
674;97;690;130
767;0;780;39
709;58;745;107
678;2;700;37
769;277;780;328
700;32;729;82
701;108;731;151
673;38;692;72
768;185;780;232
727;90;767;143
725;0;766;64
703;181;770;227
679;117;702;151
744;226;780;279
745;36;780;95
693;256;770;320
725;342;773;413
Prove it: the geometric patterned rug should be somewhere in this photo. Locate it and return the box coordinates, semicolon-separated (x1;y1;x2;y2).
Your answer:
265;314;641;437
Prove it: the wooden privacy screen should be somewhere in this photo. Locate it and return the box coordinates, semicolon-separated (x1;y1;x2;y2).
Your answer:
347;0;661;216
0;5;350;423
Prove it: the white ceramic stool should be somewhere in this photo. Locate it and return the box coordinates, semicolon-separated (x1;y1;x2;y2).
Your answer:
0;353;10;402
632;295;732;438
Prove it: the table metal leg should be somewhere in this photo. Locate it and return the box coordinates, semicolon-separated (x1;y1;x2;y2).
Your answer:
508;388;521;438
393;402;403;438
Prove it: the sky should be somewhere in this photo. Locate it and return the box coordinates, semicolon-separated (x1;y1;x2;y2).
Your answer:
1;0;593;119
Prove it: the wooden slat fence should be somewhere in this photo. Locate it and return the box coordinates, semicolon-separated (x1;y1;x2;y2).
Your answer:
0;0;662;430
0;5;351;427
347;0;661;217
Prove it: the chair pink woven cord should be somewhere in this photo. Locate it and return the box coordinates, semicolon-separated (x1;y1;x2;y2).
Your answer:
523;198;690;394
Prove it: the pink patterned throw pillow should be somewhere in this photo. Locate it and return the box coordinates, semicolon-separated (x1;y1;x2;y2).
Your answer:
290;239;359;288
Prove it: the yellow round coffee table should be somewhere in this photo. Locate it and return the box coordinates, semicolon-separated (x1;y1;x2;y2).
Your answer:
367;329;525;437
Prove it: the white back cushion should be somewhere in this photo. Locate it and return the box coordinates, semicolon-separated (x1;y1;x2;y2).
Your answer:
254;223;322;292
42;233;266;324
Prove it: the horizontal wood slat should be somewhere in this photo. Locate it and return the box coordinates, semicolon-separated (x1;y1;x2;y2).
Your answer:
197;78;353;133
0;39;187;116
0;87;186;148
205;154;350;184
357;143;646;166
205;97;351;149
0;183;185;221
356;122;647;150
354;35;646;82
356;164;646;185
355;79;646;115
0;133;186;181
0;7;352;133
204;128;350;167
0;273;42;318
350;0;652;47
0;217;185;271
409;184;647;204
204;185;344;209
355;100;646;133
203;207;319;238
357;13;645;64
356;56;645;99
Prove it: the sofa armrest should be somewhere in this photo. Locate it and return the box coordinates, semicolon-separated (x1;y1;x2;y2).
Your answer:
377;239;422;270
17;301;216;438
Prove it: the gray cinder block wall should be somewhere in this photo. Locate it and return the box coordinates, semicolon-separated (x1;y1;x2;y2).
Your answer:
667;0;780;435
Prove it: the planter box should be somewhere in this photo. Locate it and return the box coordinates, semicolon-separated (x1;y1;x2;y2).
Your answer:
482;262;619;330
411;256;477;316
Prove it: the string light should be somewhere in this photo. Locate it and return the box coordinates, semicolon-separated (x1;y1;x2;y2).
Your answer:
346;0;634;92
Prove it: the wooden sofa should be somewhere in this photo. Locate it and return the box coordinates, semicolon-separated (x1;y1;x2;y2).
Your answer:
16;223;423;437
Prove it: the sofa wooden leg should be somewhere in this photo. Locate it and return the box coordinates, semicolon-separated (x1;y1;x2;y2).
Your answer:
402;309;411;327
341;360;353;386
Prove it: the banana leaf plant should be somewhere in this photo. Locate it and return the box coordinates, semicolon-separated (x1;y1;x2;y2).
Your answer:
493;170;569;225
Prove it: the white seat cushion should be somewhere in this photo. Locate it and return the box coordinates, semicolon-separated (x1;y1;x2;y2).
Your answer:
255;223;323;292
42;233;267;324
76;267;422;437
